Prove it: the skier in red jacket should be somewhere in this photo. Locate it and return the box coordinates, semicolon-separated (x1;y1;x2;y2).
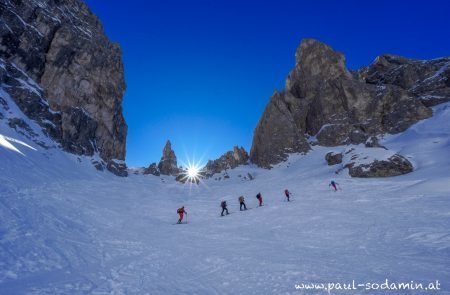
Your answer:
256;193;263;206
177;206;187;224
329;181;339;191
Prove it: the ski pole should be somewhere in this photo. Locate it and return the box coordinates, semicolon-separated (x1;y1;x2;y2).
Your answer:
186;214;188;224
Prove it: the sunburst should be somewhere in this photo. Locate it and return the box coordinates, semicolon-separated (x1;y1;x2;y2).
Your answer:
178;159;204;184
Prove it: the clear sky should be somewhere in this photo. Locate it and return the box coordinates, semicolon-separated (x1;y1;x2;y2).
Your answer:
85;0;450;168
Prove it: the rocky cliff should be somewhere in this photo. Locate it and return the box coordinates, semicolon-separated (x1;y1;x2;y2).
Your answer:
0;0;127;175
357;54;450;107
250;39;448;168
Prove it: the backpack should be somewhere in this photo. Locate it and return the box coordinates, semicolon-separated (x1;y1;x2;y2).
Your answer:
256;194;261;199
221;201;226;208
177;208;183;213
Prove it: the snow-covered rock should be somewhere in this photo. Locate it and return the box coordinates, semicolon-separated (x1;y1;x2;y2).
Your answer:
365;136;386;149
339;146;413;177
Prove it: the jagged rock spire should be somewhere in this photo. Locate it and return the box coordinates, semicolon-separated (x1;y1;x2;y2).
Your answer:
158;140;180;176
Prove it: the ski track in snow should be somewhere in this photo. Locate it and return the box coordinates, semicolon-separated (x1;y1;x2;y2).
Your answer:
0;103;450;294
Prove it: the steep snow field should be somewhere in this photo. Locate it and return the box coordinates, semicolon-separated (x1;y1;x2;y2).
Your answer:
1;103;450;294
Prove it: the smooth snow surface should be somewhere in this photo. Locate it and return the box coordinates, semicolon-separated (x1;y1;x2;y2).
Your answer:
1;103;450;294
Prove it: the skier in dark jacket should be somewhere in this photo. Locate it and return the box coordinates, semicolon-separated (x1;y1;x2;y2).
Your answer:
177;206;187;224
284;189;291;202
256;193;263;206
221;201;229;216
238;196;247;211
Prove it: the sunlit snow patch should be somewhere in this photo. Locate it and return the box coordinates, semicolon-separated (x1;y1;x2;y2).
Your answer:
0;134;36;156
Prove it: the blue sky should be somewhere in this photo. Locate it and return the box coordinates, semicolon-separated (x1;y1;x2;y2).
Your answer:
85;0;450;167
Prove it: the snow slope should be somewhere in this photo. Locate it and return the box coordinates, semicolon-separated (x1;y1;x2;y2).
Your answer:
0;103;450;294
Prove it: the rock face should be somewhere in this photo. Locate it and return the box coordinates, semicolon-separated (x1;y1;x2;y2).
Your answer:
0;0;127;175
250;91;310;168
0;58;61;147
250;39;444;168
158;140;180;176
204;146;249;177
358;55;450;107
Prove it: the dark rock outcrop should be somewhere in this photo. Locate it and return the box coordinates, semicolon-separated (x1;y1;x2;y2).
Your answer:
107;160;128;177
332;146;414;178
158;140;180;176
144;163;160;176
346;154;413;178
91;159;105;171
0;0;127;175
250;39;439;168
204;146;249;177
325;152;343;166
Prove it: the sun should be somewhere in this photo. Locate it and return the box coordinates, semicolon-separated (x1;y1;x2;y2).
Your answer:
180;161;204;184
179;156;205;184
187;165;199;178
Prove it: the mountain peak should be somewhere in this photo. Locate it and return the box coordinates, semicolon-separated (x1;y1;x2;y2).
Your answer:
250;38;437;168
288;39;351;95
